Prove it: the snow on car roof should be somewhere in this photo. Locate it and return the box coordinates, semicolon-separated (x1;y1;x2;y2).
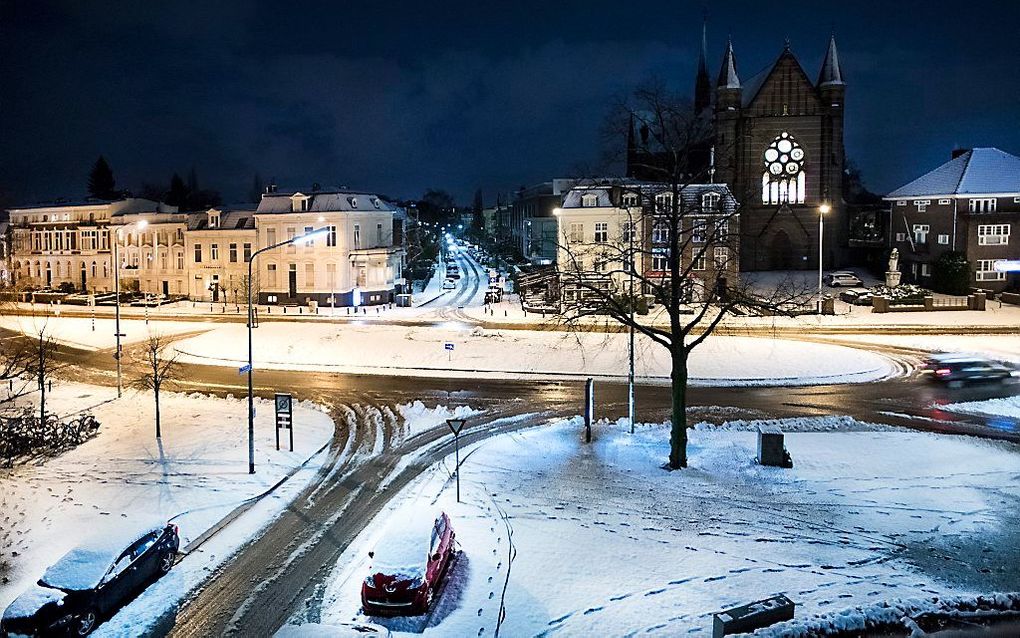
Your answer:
40;521;166;591
2;583;65;621
368;515;440;576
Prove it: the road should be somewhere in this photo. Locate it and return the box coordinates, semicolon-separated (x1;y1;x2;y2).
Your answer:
3;321;1019;636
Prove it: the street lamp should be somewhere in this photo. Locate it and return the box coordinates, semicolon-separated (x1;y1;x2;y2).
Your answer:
245;226;328;474
113;218;147;397
445;417;466;502
817;203;831;314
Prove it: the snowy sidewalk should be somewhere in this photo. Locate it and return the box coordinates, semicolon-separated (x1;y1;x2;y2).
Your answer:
0;381;335;616
310;416;1020;637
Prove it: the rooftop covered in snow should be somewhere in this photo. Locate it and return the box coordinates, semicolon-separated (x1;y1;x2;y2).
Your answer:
885;147;1020;199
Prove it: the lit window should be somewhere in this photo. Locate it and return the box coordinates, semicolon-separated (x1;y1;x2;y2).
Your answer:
304;226;314;247
622;193;639;207
921;263;931;277
938;199;951;205
937;234;950;245
969;198;997;213
976;260;1005;281
652;221;670;244
702;192;721;211
912;224;929;244
327;225;337;247
761;132;806;205
977;224;1010;246
895;232;906;242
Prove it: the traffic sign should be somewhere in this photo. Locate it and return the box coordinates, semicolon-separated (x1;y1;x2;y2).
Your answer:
444;343;455;351
239;363;252;374
993;260;1020;272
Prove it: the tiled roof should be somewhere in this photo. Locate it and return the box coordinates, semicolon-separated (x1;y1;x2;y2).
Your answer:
885;148;1020;198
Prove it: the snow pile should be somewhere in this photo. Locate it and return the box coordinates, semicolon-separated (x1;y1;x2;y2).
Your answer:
397;402;482;439
940;395;1020;419
692;415;899;432
750;593;1020;637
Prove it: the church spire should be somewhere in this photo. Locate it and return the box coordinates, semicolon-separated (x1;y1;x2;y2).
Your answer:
716;37;740;89
818;34;844;86
694;18;711;113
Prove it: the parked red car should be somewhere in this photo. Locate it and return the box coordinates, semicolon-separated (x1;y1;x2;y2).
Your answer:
361;512;456;616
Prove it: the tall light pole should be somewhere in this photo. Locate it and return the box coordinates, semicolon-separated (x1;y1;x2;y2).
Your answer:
626;205;636;434
246;226;328;474
817;203;831;314
113;218;147;397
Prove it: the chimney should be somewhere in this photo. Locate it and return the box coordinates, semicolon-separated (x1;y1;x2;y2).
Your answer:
951;148;970;160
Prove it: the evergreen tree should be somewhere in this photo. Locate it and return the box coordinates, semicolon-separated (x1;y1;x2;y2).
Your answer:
166;173;188;208
931;251;971;295
87;156;117;200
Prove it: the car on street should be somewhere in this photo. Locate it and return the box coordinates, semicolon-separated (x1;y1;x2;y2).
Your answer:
1;522;179;637
825;271;864;287
924;354;1016;387
442;280;456;290
361;512;456;616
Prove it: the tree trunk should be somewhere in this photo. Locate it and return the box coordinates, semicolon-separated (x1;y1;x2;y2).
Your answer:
668;347;689;469
154;387;161;439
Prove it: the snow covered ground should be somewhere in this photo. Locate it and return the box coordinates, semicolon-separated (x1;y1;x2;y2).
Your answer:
171;323;900;386
942;395;1020;420
0;314;214;350
305;416;1020;637
828;333;1020;365
0;381;335;618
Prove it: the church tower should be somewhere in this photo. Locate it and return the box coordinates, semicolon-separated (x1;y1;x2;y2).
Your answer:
693;20;712;114
712;36;848;271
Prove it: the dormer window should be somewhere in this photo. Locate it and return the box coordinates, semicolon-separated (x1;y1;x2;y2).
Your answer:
702;192;721;211
622;193;639;207
208;210;221;228
581;193;599;208
290;194;310;213
348;196;358;208
371;198;381;209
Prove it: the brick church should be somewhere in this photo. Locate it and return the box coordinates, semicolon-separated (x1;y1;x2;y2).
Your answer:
628;28;848;271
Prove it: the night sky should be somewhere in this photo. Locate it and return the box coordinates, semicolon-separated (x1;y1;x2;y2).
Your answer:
2;0;1018;206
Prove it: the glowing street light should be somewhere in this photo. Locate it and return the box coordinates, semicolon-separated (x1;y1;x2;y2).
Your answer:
817;203;831;314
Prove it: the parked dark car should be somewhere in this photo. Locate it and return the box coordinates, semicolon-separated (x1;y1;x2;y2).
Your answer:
1;523;179;637
925;354;1016;387
361;513;456;616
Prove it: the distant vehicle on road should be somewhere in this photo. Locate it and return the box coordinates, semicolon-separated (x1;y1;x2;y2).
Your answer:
361;512;456;616
925;354;1016;387
442;280;456;290
1;523;179;637
825;271;864;287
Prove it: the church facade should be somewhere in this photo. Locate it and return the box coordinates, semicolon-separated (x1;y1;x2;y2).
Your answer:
628;30;848;271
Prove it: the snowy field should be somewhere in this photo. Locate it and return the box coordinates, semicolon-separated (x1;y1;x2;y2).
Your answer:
0;314;215;350
0;381;335;617
827;333;1020;365
303;416;1020;637
171;323;900;386
942;395;1020;420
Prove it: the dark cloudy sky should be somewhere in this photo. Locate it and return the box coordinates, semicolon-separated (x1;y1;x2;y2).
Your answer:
2;0;1018;206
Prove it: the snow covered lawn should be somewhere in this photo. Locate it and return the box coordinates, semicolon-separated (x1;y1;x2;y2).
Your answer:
941;395;1020;420
0;381;334;619
308;417;1020;637
171;323;899;386
0;314;214;350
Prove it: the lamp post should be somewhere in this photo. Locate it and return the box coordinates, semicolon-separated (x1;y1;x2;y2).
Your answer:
113;218;147;397
445;417;466;502
246;226;328;474
817;203;831;314
625;204;636;433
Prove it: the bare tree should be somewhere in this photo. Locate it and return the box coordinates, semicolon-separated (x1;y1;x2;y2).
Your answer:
558;83;810;469
133;333;180;439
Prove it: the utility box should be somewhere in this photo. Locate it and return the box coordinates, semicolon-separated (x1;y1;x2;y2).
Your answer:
757;425;792;468
713;594;795;638
396;293;412;307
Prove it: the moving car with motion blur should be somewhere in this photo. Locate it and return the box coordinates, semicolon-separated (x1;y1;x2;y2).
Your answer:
1;522;179;637
924;354;1016;387
361;513;456;616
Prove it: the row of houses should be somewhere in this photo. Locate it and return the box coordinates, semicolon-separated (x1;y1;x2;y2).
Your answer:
2;187;406;306
497;147;1020;297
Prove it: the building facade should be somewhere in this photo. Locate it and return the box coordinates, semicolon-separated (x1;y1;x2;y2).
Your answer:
627;33;847;272
186;208;256;303
7;198;162;292
556;181;740;305
253;190;404;306
884;147;1020;293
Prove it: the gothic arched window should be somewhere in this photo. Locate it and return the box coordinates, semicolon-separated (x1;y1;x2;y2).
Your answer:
761;132;805;205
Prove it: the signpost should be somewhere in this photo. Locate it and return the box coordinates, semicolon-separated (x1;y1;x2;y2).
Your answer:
239;363;252;375
584;378;594;443
446;417;466;502
444;342;454;362
274;392;293;452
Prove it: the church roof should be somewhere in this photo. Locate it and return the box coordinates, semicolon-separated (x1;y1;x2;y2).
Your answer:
817;35;844;86
885;148;1020;198
717;38;740;89
740;65;772;107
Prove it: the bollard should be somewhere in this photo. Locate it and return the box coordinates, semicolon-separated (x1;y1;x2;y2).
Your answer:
346;307;350;315
283;306;287;314
299;307;303;314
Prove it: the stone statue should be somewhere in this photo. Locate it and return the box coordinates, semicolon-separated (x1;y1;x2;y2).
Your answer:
885;248;901;288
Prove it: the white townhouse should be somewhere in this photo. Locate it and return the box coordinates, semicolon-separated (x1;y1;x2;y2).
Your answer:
253;189;404;306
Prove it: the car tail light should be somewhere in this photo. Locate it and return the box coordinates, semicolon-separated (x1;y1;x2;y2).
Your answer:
170;523;179;536
935;368;951;377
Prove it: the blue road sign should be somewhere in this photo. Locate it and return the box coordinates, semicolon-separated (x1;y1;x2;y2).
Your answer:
239;363;252;374
444;343;455;351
